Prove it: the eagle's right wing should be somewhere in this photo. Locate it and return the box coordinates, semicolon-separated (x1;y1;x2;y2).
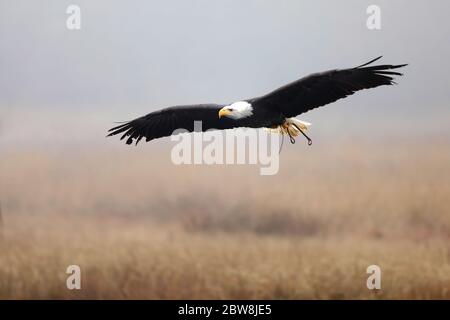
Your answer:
107;104;239;145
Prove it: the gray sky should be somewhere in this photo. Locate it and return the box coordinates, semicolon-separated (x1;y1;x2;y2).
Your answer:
0;0;449;146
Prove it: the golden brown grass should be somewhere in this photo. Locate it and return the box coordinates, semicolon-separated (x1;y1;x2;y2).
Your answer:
0;139;449;299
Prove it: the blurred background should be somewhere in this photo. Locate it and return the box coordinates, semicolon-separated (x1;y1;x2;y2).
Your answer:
0;0;449;299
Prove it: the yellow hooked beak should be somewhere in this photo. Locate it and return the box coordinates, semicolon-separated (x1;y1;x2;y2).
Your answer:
218;107;232;119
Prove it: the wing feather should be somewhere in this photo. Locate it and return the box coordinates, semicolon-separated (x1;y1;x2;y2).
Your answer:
253;57;407;117
108;104;241;145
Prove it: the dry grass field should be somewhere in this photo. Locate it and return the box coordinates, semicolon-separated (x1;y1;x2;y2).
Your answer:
0;138;450;299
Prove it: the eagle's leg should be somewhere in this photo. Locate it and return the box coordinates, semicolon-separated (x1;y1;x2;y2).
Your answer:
291;123;312;146
277;122;296;144
267;119;312;145
285;125;296;144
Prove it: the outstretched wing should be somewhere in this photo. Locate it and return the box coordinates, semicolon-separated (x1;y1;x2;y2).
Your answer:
107;104;240;145
253;56;407;118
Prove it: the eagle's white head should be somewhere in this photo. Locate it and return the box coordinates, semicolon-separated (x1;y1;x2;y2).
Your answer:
218;101;253;120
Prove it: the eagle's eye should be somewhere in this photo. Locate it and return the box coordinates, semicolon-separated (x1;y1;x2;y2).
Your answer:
228;108;234;112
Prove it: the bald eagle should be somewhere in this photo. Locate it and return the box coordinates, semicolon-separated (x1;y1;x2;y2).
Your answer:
108;56;406;146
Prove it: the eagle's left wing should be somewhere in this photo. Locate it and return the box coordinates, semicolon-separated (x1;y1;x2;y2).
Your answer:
252;56;407;118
